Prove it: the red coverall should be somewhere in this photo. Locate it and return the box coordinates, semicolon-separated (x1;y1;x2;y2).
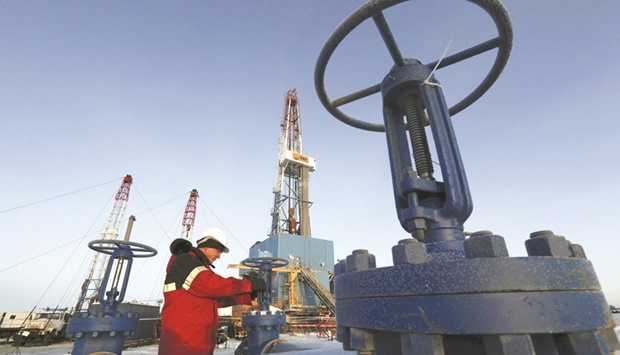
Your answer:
159;248;252;355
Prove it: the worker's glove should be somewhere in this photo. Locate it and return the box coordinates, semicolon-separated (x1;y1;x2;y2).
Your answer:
170;238;192;255
250;279;267;292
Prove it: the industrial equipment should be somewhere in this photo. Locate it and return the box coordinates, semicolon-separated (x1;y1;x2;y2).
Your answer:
66;216;158;355
236;90;334;318
13;308;70;346
246;234;334;316
0;311;34;341
235;256;289;355
271;88;316;237
75;175;133;312
314;0;620;354
179;189;199;240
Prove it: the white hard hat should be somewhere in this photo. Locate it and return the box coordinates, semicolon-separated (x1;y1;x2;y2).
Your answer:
196;227;229;253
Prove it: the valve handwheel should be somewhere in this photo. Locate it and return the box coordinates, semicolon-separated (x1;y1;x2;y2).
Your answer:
314;0;513;132
88;239;158;258
242;257;289;269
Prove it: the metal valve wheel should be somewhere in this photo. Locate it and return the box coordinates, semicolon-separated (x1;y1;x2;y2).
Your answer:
88;239;157;258
241;257;289;269
241;257;289;312
315;0;513;132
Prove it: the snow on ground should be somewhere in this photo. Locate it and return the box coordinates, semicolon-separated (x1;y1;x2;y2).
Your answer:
0;334;342;355
2;317;619;355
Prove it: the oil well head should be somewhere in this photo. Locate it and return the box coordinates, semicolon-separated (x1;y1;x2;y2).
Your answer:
235;257;289;355
314;0;619;354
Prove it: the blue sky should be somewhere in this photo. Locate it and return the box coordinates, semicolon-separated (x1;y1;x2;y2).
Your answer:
1;0;619;313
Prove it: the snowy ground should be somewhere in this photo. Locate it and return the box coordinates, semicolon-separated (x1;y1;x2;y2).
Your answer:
0;334;343;355
3;317;620;355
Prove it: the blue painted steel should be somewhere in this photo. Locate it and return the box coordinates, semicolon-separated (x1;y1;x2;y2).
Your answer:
65;314;138;355
249;232;334;308
98;246;134;317
236;257;289;355
85;303;160;346
381;58;471;243
334;237;619;353
66;239;157;355
239;311;287;355
336;291;612;334
335;257;602;297
313;0;620;353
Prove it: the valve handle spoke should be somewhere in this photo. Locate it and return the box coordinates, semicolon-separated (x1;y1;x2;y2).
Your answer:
333;84;382;108
372;12;405;66
427;37;502;70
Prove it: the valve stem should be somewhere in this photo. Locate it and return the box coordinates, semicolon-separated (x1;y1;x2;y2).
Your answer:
402;94;434;180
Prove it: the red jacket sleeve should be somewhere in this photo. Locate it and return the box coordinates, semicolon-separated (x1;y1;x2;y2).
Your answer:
185;266;253;299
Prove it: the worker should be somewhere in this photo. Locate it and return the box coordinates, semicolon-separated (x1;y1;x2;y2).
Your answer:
288;208;297;234
159;227;267;355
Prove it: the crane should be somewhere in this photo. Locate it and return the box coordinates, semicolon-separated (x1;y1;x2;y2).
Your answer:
270;89;316;237
179;189;199;240
74;175;133;312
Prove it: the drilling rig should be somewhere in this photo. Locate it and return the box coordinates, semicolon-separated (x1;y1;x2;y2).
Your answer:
74;175;133;312
232;90;335;323
179;189;199;240
270;89;316;237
